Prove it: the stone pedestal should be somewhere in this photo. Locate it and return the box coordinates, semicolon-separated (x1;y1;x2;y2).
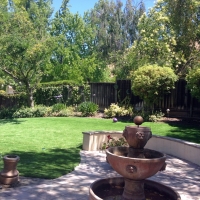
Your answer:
122;179;145;200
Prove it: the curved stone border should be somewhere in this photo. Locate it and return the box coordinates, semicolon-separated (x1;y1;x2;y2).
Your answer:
82;131;200;166
145;135;200;166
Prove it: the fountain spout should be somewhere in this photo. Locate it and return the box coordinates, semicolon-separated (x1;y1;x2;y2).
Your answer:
122;116;152;150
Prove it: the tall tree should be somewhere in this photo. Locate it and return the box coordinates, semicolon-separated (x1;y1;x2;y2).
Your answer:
126;0;200;77
0;1;54;107
87;0;113;58
48;0;106;83
112;0;145;79
166;0;200;75
123;0;145;46
84;0;145;81
85;0;145;57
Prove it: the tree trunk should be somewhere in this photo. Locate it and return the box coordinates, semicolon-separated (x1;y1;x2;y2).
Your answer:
26;84;34;108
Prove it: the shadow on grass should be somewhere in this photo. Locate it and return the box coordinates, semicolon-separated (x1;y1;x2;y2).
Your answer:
162;120;200;144
0;118;26;125
0;145;82;179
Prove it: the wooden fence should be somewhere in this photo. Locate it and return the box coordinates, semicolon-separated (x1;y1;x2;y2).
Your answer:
0;95;28;109
90;79;200;118
90;82;116;111
1;79;200;118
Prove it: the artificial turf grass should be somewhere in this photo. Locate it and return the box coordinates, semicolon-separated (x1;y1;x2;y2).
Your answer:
0;117;199;179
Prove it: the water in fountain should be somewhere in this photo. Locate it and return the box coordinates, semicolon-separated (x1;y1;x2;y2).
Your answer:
89;116;181;200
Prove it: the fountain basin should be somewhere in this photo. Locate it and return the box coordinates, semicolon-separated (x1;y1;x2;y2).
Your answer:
106;147;166;180
89;177;181;200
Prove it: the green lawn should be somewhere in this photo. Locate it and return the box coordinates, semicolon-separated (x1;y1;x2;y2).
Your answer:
0;117;199;179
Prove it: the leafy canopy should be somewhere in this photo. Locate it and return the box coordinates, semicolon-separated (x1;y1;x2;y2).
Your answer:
126;0;200;77
186;66;200;101
0;1;54;107
48;0;105;83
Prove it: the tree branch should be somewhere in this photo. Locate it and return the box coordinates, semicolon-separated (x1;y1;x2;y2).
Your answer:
1;67;21;82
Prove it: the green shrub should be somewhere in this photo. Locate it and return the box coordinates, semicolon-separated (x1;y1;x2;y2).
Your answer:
186;66;200;101
57;109;70;117
0;90;6;95
51;109;69;117
77;101;98;116
52;103;66;112
34;105;52;117
0;107;17;119
13;107;33;118
13;105;52;118
149;111;164;122
51;106;74;117
64;106;75;116
131;65;178;110
12;105;76;118
104;103;133;118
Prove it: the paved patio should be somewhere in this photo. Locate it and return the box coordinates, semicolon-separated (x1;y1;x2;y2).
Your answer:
0;150;200;200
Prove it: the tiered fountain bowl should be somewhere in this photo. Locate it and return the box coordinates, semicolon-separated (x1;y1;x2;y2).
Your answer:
89;116;181;200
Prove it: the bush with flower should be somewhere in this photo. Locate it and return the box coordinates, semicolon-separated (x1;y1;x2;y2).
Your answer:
104;103;133;118
101;135;128;150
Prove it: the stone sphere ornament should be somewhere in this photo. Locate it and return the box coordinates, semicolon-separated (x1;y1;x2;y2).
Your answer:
113;118;118;123
134;116;143;125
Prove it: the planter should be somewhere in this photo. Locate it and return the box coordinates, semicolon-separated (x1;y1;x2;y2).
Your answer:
0;155;20;186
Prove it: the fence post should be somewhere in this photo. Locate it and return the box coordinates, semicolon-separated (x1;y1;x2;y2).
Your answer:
114;83;118;104
189;97;194;118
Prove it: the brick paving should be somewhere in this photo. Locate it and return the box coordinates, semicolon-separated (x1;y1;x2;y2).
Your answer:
0;150;200;200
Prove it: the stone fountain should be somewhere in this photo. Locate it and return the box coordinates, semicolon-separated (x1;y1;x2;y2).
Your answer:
89;116;181;200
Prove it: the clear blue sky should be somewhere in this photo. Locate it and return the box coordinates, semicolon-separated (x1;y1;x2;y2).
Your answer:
52;0;155;16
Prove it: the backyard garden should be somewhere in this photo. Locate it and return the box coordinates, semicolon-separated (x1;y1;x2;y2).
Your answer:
0;0;200;186
0;114;200;179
